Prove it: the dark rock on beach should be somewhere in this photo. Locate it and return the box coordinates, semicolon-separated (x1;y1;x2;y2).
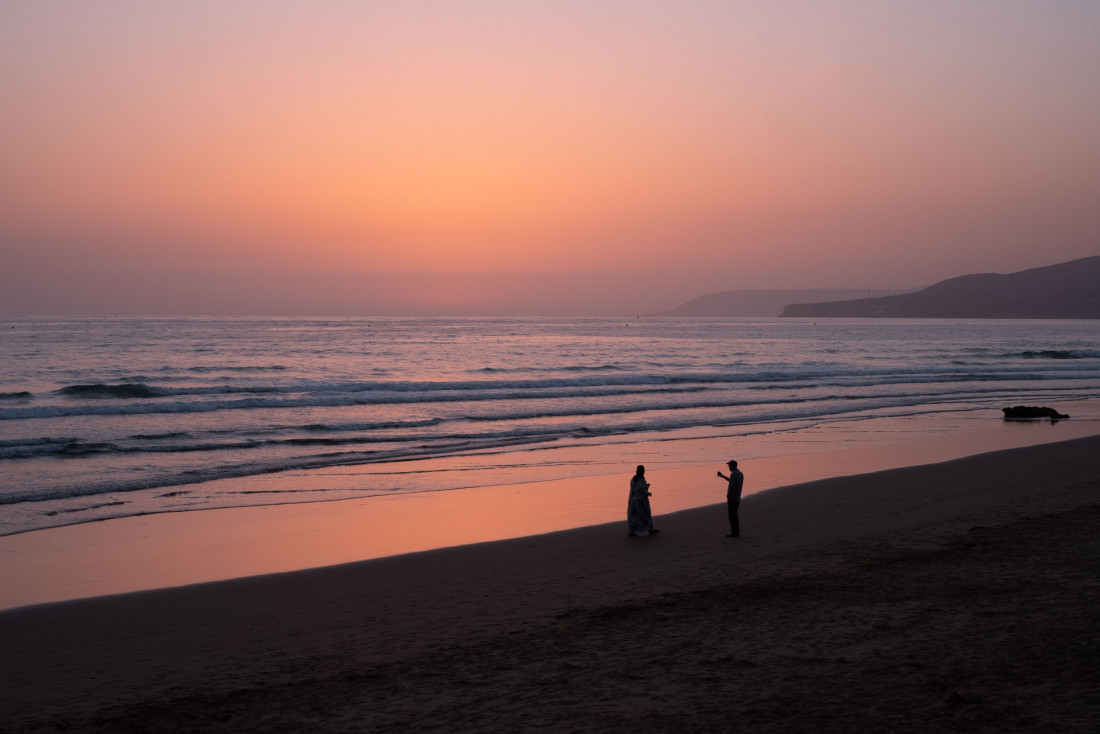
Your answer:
1002;406;1070;420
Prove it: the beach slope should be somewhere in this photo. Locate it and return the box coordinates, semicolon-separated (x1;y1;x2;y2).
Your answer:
2;436;1099;732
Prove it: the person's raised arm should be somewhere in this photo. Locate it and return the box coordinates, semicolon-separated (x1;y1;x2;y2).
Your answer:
717;471;728;481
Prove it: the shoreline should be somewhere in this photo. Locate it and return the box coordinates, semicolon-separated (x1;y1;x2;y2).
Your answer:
2;414;1099;610
10;394;1100;540
2;434;1098;731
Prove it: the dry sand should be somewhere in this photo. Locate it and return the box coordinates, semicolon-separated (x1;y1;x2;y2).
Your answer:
2;435;1098;732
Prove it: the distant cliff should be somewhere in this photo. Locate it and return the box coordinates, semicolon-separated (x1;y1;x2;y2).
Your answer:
781;256;1100;319
653;289;901;317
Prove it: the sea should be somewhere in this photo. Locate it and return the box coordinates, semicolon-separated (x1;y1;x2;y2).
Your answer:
2;315;1099;537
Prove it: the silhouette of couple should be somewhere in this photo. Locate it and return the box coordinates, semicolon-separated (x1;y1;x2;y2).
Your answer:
627;461;744;538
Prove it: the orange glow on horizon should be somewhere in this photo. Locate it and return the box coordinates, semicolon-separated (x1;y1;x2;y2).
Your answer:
3;2;1099;312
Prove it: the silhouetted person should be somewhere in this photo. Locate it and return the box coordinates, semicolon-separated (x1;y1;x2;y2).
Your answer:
717;460;743;537
627;465;660;537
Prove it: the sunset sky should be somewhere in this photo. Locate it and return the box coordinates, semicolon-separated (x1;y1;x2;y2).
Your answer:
3;1;1098;315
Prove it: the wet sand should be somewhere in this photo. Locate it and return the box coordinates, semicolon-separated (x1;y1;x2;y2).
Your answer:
4;415;1097;610
2;434;1099;732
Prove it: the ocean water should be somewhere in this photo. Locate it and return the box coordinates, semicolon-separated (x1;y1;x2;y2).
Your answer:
2;316;1098;536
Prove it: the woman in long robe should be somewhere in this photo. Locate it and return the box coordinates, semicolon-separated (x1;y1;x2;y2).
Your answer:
627;465;660;536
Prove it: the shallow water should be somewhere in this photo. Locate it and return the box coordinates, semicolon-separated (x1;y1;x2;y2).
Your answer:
2;315;1098;535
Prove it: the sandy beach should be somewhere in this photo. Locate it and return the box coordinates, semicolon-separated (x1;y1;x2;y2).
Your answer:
2;434;1098;732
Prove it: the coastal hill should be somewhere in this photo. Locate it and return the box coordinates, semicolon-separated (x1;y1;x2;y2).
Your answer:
781;256;1100;319
652;289;906;317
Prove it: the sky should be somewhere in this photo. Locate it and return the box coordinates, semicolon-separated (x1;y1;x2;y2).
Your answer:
2;1;1098;315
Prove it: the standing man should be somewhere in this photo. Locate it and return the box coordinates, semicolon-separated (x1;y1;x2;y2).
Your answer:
717;460;744;537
